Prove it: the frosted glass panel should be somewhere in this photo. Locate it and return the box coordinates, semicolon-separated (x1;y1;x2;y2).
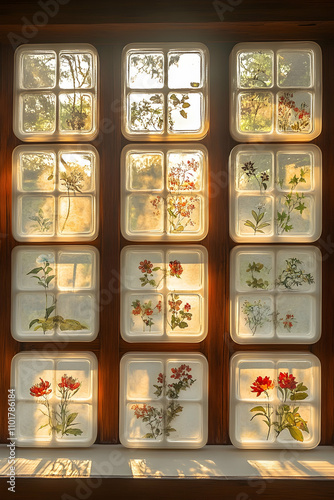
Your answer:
120;352;208;448
14;44;98;141
12;246;99;342
229;144;322;243
12;144;99;242
121;144;208;241
11;352;98;447
230;245;321;344
122;43;209;140
121;245;208;342
230;352;321;449
230;42;322;141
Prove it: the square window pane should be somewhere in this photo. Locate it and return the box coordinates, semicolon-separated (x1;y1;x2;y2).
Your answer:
22;93;56;133
122;43;209;140
278;51;312;88
14;44;99;141
229;144;322;243
59;52;94;89
128;52;164;89
11;246;99;342
11;352;98;446
121;245;208;343
128;93;164;132
230;42;321;141
121;145;208;241
120;353;208;448
13;145;99;242
22;51;56;89
230;352;321;448
230;246;321;344
237;50;273;88
168;51;202;89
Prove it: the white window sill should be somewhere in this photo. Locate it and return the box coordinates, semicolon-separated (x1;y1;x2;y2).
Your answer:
1;445;334;479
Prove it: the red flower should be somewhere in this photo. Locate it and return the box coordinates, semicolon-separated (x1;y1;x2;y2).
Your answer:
132;404;154;419
278;372;297;391
251;376;274;397
155;300;162;313
139;260;153;274
169;260;183;277
58;374;80;391
132;304;142;315
157;373;164;384
168;298;182;312
30;378;52;398
171;364;192;381
184;303;191;312
145;308;153;316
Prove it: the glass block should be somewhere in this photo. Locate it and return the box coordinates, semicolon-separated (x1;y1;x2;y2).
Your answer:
128;52;164;89
120;352;208;448
59;93;94;133
230;245;321;344
168;51;202;89
11;352;98;447
121;245;208;342
22;93;56;133
230;42;322;141
230;352;321;449
121;144;208;241
11;246;99;342
229;144;322;242
21;51;57;89
14;44;98;141
12;144;99;241
168;92;203;133
122;43;209;140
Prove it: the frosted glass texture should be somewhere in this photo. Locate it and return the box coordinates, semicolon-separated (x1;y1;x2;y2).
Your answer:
229;144;322;242
230;42;322;141
12;144;99;241
230;246;321;344
14;44;99;141
121;144;208;241
12;246;99;342
120;352;208;448
121;245;208;342
230;352;321;449
11;351;98;447
122;43;209;140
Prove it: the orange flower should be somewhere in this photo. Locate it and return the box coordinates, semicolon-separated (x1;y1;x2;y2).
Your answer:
251;375;274;397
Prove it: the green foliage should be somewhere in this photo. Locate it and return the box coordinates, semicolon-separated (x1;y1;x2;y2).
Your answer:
242;299;272;335
246;261;270;289
244;205;271;234
130;94;164;131
239;51;273;88
29;208;52;233
276;169;308;234
276;257;314;289
168;93;191;129
239;92;272;132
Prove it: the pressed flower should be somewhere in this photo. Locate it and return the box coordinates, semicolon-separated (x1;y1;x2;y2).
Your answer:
30;378;52;397
58;374;81;391
169;260;183;277
139;260;153;274
278;372;297;390
250;375;274;397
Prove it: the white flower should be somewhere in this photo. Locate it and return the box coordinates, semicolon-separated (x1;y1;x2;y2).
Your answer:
36;254;54;265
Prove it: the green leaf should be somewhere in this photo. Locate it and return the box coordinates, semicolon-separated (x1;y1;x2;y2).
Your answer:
37;282;47;288
170;94;177;100
167;208;177;218
250;406;266;413
176;225;184;232
27;267;43;275
66;412;78;425
288;426;304;442
286;413;295;425
45;266;53;274
38;423;50;430
47;174;54;181
257;212;264;222
244;220;256;230
45;275;55;285
152;267;160;272
142;433;154;439
65;428;83;436
180;109;187;119
182;102;190;108
250;412;266;421
178;321;188;329
29;318;40;329
251;210;258;222
59;319;88;331
290;392;308;401
190;82;199;87
45;304;56;319
296;383;308;392
257;222;270;229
